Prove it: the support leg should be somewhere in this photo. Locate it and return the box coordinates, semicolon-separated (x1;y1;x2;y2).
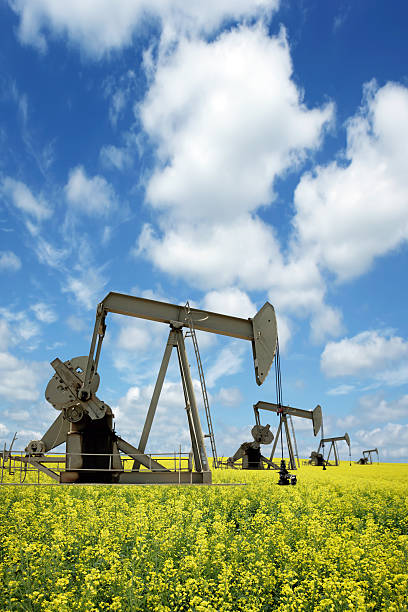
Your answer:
176;331;209;472
326;442;333;464
283;416;296;470
334;442;339;466
177;348;201;471
133;329;177;470
270;420;282;464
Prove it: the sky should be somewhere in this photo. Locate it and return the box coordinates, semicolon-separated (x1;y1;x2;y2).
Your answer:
1;0;408;464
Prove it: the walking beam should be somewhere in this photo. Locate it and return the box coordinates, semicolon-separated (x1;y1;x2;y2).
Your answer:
81;292;278;395
254;401;322;436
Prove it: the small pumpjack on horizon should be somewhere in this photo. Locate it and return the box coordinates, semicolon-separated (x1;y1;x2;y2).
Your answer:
357;448;379;465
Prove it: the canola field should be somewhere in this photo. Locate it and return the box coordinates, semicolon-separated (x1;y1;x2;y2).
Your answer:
0;462;407;611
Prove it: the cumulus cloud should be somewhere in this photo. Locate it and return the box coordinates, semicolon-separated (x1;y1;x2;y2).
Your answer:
141;26;332;222
117;318;157;352
335;414;359;429
0;251;21;272
203;288;256;319
9;0;279;57
358;394;408;424
215;386;243;407
135;24;340;343
321;329;408;381
292;81;408;282
0;351;48;401
1;177;51;221
65;166;117;216
138;59;408;346
112;380;197;452
354;422;408;459
137;215;282;290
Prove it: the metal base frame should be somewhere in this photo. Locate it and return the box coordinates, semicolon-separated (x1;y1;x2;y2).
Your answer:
59;470;212;484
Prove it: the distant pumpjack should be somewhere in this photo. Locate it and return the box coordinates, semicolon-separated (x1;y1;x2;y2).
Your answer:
310;433;350;466
227;425;275;470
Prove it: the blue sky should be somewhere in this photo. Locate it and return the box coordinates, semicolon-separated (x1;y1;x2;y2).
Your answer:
1;0;408;463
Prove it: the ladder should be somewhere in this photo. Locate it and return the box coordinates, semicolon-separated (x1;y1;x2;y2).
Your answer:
184;303;219;468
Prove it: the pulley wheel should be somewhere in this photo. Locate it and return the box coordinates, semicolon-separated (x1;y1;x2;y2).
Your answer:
25;440;46;454
65;405;84;423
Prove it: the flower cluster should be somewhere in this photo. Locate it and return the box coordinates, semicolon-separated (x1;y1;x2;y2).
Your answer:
0;462;407;610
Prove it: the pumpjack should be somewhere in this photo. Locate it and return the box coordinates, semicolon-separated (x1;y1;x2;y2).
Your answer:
357;448;379;464
2;292;278;485
227;402;322;470
310;433;351;466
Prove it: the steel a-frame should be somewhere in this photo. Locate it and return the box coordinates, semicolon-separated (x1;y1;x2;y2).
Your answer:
316;433;350;466
5;292;278;485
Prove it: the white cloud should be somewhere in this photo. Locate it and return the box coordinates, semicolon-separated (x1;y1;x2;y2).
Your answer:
0;351;48;401
327;384;355;396
141;26;332;222
203;288;256;319
109;89;126;126
0;251;21;272
117;319;153;352
112;381;193;452
66;315;86;332
206;342;245;388
0;320;10;351
31;302;57;323
137;215;282;291
321;330;408;379
375;363;408;387
34;236;68;269
358;394;408;424
2;409;31;422
335;414;359;429
100;145;131;171
1;177;51;221
62;267;107;310
0;308;41;347
135;25;341;343
354;422;408;459
138;77;408;346
215;386;243;407
309;304;343;344
292;81;408;282
65;166;117;216
9;0;279;57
